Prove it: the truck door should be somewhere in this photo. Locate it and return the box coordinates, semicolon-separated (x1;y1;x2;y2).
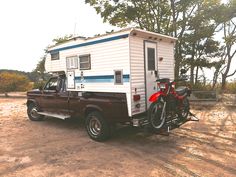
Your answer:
144;41;158;110
41;77;69;114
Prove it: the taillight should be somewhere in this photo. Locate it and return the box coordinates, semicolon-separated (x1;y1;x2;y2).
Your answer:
133;94;140;101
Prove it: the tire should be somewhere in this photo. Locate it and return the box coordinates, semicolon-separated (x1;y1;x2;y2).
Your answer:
148;99;166;132
27;103;44;121
85;111;110;142
178;98;190;120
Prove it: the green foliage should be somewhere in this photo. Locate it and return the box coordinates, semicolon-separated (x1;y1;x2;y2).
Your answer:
224;81;236;94
52;34;73;45
0;69;33;81
191;82;213;91
34;57;45;75
0;72;32;93
33;80;46;89
85;0;172;33
32;56;50;82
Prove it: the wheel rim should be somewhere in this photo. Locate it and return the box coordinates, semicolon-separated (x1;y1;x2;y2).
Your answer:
89;116;101;136
150;103;165;129
30;107;40;119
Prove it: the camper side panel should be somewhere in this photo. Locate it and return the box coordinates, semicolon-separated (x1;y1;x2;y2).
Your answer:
157;41;175;79
129;36;146;116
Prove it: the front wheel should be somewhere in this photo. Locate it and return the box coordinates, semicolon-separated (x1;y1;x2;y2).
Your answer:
148;99;166;132
85;111;110;142
178;98;190;120
27;103;44;121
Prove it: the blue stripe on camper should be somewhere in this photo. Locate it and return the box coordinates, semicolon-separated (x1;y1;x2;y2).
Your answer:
75;74;130;83
49;34;129;53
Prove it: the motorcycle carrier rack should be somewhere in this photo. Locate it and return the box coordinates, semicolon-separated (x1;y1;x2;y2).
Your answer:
163;111;199;133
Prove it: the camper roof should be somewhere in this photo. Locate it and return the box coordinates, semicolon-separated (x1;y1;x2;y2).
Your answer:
48;28;177;52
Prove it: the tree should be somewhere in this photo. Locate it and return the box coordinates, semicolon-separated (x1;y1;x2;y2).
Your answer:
33;56;46;81
221;18;236;89
0;72;31;96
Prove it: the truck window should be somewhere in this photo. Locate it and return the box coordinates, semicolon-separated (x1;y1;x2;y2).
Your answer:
44;78;58;91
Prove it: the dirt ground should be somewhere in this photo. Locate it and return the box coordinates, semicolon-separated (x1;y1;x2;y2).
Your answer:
0;97;236;177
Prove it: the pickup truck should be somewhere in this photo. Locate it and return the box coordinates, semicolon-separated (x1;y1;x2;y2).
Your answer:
26;74;129;141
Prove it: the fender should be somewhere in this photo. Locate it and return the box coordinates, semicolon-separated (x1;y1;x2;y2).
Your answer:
149;91;165;102
27;99;39;108
84;104;103;116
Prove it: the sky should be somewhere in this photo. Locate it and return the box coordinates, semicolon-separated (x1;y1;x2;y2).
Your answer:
0;0;119;72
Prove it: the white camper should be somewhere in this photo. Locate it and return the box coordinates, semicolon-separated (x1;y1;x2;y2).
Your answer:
45;28;176;120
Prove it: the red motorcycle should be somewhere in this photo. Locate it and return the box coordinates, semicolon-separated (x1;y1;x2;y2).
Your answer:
148;70;196;132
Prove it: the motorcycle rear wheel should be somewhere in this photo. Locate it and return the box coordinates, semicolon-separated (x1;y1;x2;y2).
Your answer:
148;99;166;131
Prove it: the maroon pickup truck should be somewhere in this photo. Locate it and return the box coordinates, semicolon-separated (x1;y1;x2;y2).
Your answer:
27;74;130;141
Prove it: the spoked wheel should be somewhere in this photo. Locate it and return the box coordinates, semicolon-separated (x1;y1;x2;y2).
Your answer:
178;98;190;120
85;111;110;142
148;99;166;132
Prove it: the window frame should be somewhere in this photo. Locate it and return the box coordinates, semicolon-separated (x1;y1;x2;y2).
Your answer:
147;47;155;71
79;54;91;70
43;77;59;91
114;70;123;85
50;51;60;60
66;55;78;69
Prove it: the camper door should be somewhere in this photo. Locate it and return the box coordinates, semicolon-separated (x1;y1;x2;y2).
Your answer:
144;41;158;109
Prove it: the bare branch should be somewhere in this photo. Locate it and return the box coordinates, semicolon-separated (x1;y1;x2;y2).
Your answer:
226;69;236;77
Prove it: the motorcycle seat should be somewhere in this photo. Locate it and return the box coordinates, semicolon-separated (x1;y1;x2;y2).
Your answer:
176;86;187;96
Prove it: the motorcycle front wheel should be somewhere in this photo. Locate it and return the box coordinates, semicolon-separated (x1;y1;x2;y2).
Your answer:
178;98;190;120
148;99;166;131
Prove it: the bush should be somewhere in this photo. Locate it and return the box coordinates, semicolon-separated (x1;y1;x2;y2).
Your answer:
33;81;46;89
191;82;212;91
0;72;32;93
190;81;236;94
224;81;236;94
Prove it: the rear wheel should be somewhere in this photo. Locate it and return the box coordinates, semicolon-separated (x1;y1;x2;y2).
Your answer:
27;103;44;121
85;111;110;142
148;99;166;132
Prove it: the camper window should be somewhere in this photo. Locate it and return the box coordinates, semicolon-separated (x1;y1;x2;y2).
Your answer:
66;56;78;69
51;51;59;60
79;55;91;70
114;70;123;85
147;48;155;70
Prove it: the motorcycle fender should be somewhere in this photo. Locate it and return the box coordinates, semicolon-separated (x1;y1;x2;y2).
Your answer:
149;92;164;102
